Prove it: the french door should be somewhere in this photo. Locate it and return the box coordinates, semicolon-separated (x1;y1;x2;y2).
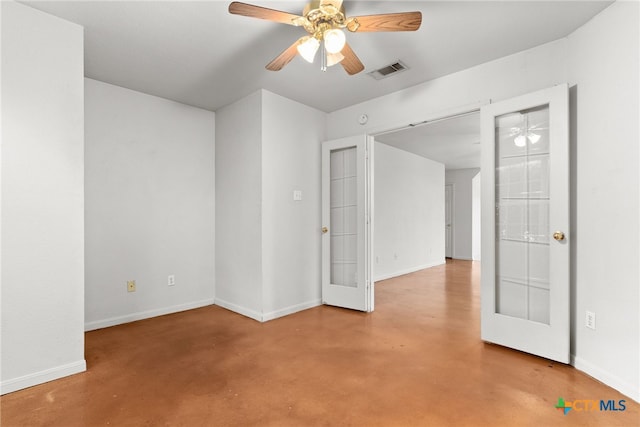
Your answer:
481;84;570;363
321;135;373;312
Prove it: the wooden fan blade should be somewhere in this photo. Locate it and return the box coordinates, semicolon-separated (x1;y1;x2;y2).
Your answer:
340;43;365;75
229;2;302;26
266;39;301;71
348;11;422;32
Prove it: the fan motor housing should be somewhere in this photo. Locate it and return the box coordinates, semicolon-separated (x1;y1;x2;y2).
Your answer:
303;0;345;18
302;0;346;33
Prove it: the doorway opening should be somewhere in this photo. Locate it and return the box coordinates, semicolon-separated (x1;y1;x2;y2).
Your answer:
320;86;570;365
372;110;481;284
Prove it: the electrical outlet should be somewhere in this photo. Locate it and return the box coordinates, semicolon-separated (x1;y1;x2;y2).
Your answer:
586;311;596;330
127;280;136;292
168;274;175;286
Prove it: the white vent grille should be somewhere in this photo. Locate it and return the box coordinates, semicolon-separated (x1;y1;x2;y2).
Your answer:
367;61;408;80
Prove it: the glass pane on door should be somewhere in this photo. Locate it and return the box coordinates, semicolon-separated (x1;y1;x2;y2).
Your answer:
495;105;550;324
330;147;358;287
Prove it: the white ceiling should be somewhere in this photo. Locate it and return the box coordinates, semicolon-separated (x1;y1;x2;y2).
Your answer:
375;111;481;170
23;0;611;113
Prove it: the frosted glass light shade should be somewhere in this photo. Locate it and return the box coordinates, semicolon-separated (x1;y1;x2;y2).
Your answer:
326;52;345;67
514;135;527;147
324;29;346;54
528;133;541;144
297;37;320;63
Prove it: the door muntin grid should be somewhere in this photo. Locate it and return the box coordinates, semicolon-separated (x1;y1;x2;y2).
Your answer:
329;147;358;287
495;105;550;324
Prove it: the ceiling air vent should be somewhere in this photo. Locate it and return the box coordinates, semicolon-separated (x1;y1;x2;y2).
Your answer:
367;61;408;80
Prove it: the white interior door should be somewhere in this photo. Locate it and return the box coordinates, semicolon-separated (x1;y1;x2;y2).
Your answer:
322;135;373;312
445;184;453;258
481;84;570;363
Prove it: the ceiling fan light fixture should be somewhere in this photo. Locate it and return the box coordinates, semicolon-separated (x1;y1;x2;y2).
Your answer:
229;1;422;75
528;132;541;144
514;135;527;148
297;36;320;63
326;51;345;66
323;28;346;54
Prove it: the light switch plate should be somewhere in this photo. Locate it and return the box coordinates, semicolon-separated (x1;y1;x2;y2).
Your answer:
586;311;596;330
293;190;302;201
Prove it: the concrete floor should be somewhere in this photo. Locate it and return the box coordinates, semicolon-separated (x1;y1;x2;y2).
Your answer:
1;260;638;426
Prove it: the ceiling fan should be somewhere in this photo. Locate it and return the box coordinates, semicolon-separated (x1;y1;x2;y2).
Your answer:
228;0;422;75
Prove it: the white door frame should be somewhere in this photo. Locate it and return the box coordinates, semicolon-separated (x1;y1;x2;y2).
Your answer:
445;183;455;258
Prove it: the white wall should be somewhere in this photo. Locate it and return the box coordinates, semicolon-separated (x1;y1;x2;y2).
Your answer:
327;9;639;400
261;90;325;320
327;38;568;140
472;172;481;261
567;0;639;401
1;1;85;393
215;91;263;319
374;143;445;281
445;168;480;260
84;79;215;330
216;90;326;321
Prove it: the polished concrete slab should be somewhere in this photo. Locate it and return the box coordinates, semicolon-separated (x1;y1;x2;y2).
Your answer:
2;260;638;426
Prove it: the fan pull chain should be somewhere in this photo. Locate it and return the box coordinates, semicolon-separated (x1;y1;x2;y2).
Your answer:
321;43;327;72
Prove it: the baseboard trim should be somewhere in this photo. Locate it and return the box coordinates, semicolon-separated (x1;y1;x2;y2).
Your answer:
375;260;445;282
215;298;322;322
214;298;263;322
85;298;215;331
571;354;639;403
262;299;321;322
1;360;86;395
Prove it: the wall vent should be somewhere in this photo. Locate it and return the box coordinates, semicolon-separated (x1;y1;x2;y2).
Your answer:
367;61;408;80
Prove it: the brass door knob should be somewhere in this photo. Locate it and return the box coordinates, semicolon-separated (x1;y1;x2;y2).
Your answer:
553;231;565;241
322;226;329;234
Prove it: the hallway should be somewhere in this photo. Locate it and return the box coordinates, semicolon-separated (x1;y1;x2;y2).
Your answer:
1;260;637;426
